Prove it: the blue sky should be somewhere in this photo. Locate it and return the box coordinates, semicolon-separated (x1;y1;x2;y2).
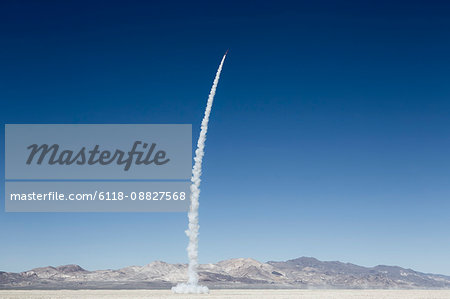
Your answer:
1;1;450;275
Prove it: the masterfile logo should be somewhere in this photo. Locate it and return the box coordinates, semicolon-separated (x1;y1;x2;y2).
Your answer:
6;124;191;180
26;141;170;171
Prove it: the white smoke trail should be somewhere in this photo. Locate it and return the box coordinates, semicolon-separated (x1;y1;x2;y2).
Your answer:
172;52;228;294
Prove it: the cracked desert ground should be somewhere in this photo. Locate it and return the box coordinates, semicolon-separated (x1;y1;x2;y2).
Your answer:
1;290;450;299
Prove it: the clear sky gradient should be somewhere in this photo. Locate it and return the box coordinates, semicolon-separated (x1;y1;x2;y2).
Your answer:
1;1;449;275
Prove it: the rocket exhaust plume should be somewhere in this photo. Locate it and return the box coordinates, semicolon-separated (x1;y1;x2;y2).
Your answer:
172;51;228;294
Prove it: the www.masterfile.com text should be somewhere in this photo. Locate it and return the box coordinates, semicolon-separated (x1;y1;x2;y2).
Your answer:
9;191;187;201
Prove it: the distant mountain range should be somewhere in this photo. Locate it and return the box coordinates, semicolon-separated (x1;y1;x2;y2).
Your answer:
1;257;450;289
